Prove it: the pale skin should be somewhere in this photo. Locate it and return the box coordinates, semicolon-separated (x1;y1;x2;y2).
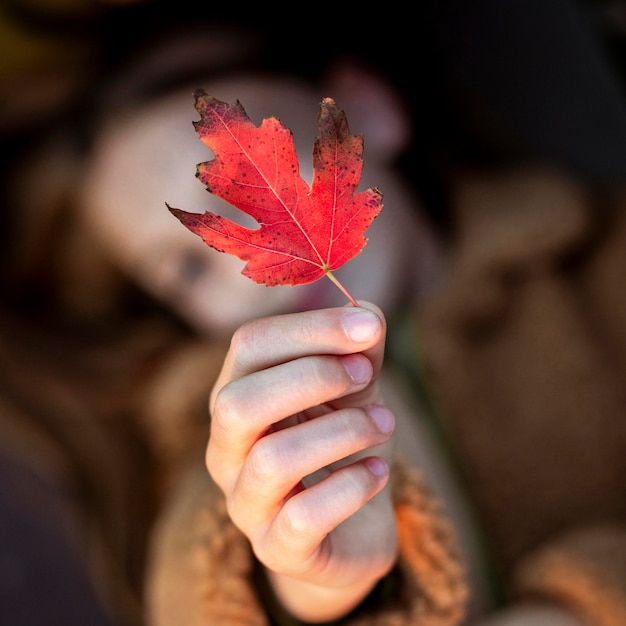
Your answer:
205;301;590;626
206;301;397;622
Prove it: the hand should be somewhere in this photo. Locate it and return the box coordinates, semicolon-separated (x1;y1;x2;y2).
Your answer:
206;301;397;622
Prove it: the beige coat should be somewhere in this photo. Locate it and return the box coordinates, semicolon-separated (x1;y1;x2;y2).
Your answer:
418;167;626;626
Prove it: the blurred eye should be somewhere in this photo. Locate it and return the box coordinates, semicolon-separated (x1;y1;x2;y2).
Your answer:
177;250;209;285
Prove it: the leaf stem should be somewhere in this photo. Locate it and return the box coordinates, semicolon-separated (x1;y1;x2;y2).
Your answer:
324;268;359;307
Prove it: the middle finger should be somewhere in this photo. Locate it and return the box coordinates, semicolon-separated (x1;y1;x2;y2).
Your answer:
207;353;373;489
229;404;395;533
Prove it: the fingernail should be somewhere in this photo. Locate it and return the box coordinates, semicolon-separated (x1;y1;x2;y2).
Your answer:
342;309;380;343
341;354;371;384
367;406;395;434
364;457;389;479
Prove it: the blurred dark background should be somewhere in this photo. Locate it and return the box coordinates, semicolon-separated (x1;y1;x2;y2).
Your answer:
3;2;626;625
3;0;626;235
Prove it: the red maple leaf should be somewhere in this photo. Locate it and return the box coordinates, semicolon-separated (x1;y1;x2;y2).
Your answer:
167;90;383;306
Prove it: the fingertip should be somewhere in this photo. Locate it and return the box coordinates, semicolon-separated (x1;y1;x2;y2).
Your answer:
367;405;395;435
363;456;390;480
342;309;382;344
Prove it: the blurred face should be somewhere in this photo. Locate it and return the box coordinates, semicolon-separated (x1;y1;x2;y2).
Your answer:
79;75;436;339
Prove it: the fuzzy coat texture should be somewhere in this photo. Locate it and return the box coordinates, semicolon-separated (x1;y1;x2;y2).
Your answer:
418;167;626;626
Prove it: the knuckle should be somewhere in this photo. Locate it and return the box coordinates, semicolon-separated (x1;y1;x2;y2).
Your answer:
245;437;284;485
224;494;247;533
204;440;217;474
204;440;234;495
279;496;314;541
230;322;252;351
210;383;253;447
227;323;257;371
211;383;241;428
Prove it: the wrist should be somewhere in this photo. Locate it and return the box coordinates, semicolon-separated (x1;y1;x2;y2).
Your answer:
256;560;394;624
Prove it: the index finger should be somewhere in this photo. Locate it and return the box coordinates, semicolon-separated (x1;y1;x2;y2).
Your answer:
210;300;386;414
